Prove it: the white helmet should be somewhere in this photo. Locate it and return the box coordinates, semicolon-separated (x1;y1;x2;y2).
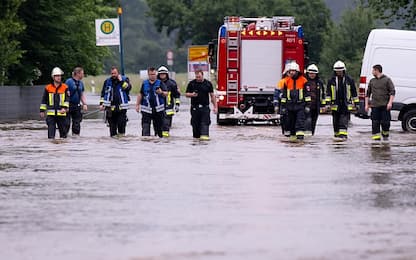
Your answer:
333;60;346;71
157;66;169;74
287;62;300;72
51;67;64;77
306;64;319;73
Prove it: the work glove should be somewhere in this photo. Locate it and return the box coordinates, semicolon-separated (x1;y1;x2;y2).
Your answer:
274;105;279;113
325;105;331;113
280;106;287;115
174;104;180;113
305;106;310;114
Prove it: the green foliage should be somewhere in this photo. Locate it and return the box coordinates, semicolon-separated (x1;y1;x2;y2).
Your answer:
0;0;25;86
366;0;416;29
113;0;187;73
7;0;117;85
319;6;376;81
146;0;331;64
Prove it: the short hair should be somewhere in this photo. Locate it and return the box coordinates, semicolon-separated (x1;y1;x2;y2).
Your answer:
147;67;157;73
73;66;83;75
110;66;119;72
373;64;382;73
195;69;204;75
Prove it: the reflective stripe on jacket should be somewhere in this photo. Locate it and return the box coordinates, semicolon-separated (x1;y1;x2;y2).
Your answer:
326;75;359;112
141;79;165;113
101;76;130;110
280;75;310;104
39;83;69;116
162;78;180;115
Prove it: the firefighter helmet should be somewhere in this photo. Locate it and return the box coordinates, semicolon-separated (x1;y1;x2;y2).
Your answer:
333;60;346;71
287;62;300;72
306;64;319;74
51;67;64;77
157;66;169;74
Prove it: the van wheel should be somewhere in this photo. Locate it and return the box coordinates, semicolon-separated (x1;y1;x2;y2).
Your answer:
402;110;416;132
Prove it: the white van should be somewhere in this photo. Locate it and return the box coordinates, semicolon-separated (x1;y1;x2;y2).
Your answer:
357;29;416;132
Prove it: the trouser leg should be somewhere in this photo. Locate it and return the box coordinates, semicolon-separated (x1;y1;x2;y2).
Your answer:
332;111;340;136
106;110;118;137
310;109;319;135
380;107;391;137
338;112;349;137
295;108;306;138
191;108;200;138
153;111;164;138
287;110;296;136
70;106;82;135
46;116;57;139
117;110;127;135
199;107;211;138
56;116;68;138
163;115;172;132
304;109;312;134
141;112;151;136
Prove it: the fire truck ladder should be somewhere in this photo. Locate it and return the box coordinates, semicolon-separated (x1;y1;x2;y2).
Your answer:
226;30;240;105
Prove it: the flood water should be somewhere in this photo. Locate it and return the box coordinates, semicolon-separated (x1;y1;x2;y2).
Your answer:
1;96;416;260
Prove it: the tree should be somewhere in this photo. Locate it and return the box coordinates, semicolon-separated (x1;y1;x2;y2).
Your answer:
366;0;416;28
7;0;117;85
319;6;376;81
146;0;331;64
0;0;25;86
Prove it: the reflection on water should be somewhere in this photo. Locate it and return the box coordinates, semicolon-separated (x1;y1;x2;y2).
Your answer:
1;111;416;260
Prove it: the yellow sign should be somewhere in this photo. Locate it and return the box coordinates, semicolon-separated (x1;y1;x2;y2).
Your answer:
101;21;114;34
188;45;209;62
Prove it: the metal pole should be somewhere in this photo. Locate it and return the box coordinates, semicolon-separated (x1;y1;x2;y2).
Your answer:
118;6;125;75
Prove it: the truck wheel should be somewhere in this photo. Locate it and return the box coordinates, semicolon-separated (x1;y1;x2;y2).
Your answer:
402;110;416;132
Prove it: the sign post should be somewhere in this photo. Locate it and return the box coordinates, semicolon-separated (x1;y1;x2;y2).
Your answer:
118;6;125;75
95;6;125;75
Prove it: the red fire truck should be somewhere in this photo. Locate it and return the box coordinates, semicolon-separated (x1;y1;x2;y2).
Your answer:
213;16;307;125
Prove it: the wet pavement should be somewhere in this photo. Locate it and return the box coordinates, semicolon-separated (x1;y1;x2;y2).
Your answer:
1;95;416;260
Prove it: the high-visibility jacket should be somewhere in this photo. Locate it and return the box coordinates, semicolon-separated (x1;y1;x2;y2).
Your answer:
273;76;288;103
326;74;359;112
305;77;326;111
39;83;69;116
100;76;131;110
280;75;311;105
140;79;165;114
161;78;180;116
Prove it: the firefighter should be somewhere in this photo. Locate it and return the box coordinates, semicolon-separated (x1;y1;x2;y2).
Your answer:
157;66;180;137
326;61;359;139
65;66;87;136
39;67;70;139
365;64;395;140
100;66;132;137
304;64;326;135
274;62;291;136
136;67;167;138
185;69;217;140
280;62;310;141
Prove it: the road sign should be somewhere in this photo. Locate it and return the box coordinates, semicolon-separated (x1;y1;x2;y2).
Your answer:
95;18;120;46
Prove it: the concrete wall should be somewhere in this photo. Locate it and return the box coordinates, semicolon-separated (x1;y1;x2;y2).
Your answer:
0;86;44;122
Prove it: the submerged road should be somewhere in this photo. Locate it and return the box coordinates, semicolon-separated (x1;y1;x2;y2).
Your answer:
1;95;415;260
